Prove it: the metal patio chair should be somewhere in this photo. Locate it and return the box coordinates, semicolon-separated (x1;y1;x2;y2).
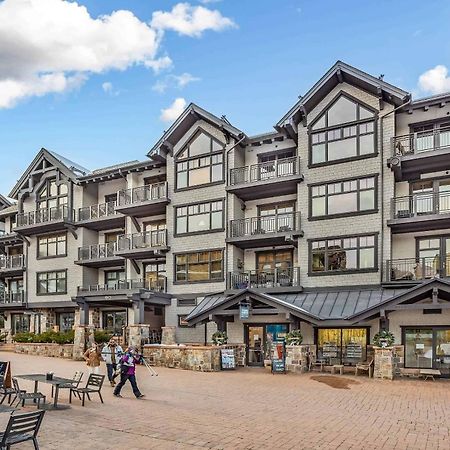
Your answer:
11;378;46;409
69;374;105;407
0;410;45;450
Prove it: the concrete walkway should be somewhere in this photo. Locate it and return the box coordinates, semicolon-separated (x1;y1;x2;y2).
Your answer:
1;352;449;449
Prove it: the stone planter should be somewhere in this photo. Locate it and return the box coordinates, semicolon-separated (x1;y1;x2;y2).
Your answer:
373;345;404;380
14;343;74;359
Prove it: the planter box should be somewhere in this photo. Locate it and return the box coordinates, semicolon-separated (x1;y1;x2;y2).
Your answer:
14;343;74;359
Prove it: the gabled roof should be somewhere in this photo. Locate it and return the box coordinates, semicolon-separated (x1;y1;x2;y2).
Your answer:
0;194;12;211
9;148;90;199
276;60;410;129
0;203;17;218
148;103;245;157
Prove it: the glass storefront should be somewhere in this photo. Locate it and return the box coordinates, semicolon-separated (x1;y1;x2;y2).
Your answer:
404;327;450;376
317;328;367;365
245;324;289;366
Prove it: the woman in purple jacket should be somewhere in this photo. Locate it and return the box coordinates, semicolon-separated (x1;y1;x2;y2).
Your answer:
113;346;145;399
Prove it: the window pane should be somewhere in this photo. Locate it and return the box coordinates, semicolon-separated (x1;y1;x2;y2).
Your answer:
312;197;326;217
211;211;222;229
211;164;223;182
328;137;357;161
360;190;375;210
328;96;357;126
312;251;325;272
190;166;210;186
328;192;357;215
359;106;374;120
360;248;375;268
312;114;326;130
188;262;209;281
360;133;375;155
177;171;187;189
177;216;187;234
189;213;209;232
312;144;326;164
189;133;212;157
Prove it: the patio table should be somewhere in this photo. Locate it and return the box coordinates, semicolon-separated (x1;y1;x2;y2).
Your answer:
15;374;75;410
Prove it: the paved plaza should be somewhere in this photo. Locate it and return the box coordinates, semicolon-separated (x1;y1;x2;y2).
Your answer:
2;352;450;449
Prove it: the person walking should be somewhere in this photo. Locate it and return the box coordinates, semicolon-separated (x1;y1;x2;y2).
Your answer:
113;346;145;399
83;342;102;374
101;338;123;386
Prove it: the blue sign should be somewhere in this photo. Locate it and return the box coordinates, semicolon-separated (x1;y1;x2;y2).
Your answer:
239;303;250;319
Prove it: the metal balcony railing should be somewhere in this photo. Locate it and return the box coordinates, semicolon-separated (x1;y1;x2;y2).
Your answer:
78;278;166;293
229;267;301;289
391;192;450;219
78;243;117;261
0;291;25;304
384;257;443;282
229;213;301;238
117;229;167;251
0;255;25;271
16;205;73;227
117;182;168;207
392;126;450;156
78;201;117;222
229;157;299;186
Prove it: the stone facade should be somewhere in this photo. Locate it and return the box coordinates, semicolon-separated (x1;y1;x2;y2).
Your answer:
15;343;74;359
373;346;404;380
285;345;316;373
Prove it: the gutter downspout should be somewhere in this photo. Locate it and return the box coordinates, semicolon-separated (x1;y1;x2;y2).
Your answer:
225;134;246;289
379;96;411;284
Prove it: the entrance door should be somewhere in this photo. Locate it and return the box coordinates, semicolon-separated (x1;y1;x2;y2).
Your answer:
246;325;265;366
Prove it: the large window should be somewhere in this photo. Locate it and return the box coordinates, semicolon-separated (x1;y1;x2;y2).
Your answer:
311;176;376;218
12;314;30;335
310;94;376;165
103;310;127;335
176;131;224;189
57;312;75;332
37;179;68;209
38;233;67;258
311;234;377;274
175;250;223;282
105;270;125;289
175;200;224;235
37;270;67;295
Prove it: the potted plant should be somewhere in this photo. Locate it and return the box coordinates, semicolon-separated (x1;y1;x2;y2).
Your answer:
373;330;395;348
285;329;303;346
211;331;228;346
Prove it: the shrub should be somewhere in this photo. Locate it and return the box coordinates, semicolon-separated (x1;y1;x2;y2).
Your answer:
12;332;35;343
94;330;112;344
13;330;75;344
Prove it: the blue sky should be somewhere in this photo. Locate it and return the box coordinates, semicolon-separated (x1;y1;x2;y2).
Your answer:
0;0;449;196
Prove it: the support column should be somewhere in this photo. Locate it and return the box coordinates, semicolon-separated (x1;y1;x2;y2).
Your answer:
73;301;90;361
161;326;176;345
128;324;151;348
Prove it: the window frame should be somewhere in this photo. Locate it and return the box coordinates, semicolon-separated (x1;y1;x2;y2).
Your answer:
308;92;378;168
36;178;69;210
309;174;378;220
36;269;68;296
308;233;378;276
36;232;67;259
174;130;225;191
174;198;225;237
174;248;225;284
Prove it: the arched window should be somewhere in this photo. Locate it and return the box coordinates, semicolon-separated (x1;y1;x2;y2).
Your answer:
175;131;224;189
37;179;68;210
310;94;376;165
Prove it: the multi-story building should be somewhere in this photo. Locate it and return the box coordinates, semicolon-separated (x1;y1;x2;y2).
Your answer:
1;61;450;373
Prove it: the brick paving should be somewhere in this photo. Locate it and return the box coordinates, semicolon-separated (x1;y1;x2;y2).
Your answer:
1;353;450;449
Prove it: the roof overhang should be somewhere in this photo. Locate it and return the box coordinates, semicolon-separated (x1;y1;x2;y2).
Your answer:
147;103;246;157
276;60;410;133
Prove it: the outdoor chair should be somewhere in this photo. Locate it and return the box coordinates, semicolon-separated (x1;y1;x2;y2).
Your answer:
51;371;83;398
0;410;45;450
11;378;46;409
69;374;105;407
0;376;16;406
355;358;374;378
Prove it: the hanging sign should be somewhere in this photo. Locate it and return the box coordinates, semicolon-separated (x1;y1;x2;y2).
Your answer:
239;303;250;320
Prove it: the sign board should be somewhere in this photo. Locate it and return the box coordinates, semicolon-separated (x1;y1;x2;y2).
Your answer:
271;358;285;374
220;349;236;370
239;303;250;320
0;362;11;388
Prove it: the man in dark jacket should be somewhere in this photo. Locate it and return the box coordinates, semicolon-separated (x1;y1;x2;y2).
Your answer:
113;346;145;399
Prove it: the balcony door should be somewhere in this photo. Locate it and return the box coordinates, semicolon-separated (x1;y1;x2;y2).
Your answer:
258;202;295;233
256;250;293;286
410;178;450;216
412;121;450;153
416;236;450;279
256;151;295;181
144;263;166;292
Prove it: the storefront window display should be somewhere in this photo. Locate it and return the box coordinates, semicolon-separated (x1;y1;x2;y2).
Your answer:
317;328;367;365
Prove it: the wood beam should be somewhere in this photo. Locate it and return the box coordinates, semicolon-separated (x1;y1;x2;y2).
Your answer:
130;216;141;232
130;259;140;275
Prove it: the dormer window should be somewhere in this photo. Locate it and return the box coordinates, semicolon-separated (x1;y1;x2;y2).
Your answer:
37;179;68;210
310;94;376;166
176;131;225;189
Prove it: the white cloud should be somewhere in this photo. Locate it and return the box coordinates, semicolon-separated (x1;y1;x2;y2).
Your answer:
418;65;450;95
0;0;235;108
152;72;200;93
151;2;236;37
160;97;187;122
102;82;113;93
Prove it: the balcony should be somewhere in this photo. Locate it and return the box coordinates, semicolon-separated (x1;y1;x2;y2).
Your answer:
0;291;25;307
76;201;124;231
384;258;441;285
115;230;169;259
78;278;167;296
388;192;450;232
75;243;124;268
115;182;169;217
227;213;302;249
0;230;22;247
15;205;74;235
0;255;25;277
228;267;301;293
390;127;450;181
227;157;302;200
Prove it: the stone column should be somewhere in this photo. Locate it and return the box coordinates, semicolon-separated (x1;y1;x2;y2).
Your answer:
374;347;395;380
128;324;151;348
161;326;176;345
73;326;87;360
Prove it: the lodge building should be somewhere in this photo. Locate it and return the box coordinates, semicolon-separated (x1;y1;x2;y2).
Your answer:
1;61;450;373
